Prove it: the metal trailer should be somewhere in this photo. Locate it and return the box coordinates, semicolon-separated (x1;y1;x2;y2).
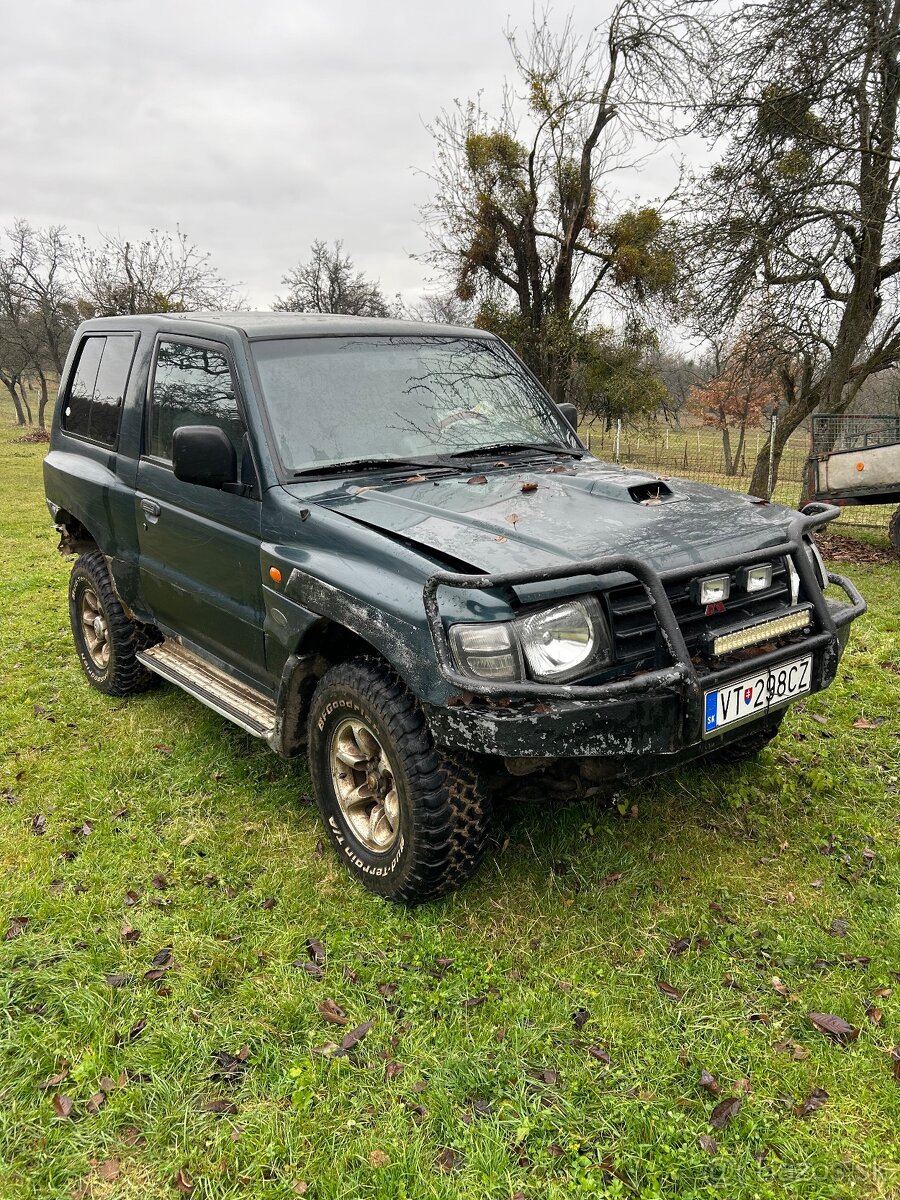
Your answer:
806;414;900;550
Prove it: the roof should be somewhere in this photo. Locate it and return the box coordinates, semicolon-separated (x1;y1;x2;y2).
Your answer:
77;311;491;341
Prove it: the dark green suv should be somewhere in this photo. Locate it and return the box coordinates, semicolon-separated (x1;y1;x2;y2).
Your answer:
44;313;865;901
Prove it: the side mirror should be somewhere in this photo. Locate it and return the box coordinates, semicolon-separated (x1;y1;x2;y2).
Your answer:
172;425;236;489
557;402;578;432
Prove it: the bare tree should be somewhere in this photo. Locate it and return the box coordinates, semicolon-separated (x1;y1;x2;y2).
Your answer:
0;221;78;427
420;4;708;401
684;0;900;496
72;227;242;316
274;240;394;317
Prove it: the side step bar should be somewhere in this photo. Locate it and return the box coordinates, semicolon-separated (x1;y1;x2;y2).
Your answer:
137;641;276;739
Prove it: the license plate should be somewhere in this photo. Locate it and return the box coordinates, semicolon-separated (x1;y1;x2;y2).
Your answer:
703;655;812;737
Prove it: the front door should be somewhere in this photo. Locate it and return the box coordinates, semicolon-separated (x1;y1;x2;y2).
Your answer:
135;336;267;684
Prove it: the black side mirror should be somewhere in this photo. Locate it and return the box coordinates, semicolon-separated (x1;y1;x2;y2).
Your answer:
557;402;578;432
172;425;236;489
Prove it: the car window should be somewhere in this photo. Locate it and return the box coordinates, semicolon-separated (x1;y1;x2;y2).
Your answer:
63;334;135;447
148;340;244;461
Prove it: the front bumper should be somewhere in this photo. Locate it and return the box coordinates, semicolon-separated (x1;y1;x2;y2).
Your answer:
422;504;866;760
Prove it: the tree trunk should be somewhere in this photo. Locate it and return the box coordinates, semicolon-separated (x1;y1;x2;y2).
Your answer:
721;425;734;475
17;380;33;425
733;423;746;475
36;369;49;429
2;378;26;425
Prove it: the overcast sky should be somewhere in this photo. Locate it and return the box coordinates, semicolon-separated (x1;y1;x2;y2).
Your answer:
2;0;695;309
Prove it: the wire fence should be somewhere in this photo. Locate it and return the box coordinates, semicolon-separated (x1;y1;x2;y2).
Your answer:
583;421;897;538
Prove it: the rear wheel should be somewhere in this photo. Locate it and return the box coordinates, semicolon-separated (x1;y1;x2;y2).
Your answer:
68;551;157;696
704;712;785;765
307;657;491;903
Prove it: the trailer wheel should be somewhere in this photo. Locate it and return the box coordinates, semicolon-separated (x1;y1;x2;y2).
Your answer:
890;506;900;553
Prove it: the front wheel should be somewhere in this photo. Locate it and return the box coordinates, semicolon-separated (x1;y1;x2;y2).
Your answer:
306;658;491;903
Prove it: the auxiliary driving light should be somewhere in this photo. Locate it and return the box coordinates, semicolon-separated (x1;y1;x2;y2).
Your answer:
738;563;773;593
711;608;812;655
693;574;731;606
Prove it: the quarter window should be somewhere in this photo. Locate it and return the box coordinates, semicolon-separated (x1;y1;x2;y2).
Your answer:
148;341;243;461
63;334;135;447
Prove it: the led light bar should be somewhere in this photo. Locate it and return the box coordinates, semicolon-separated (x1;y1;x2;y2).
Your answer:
711;608;812;656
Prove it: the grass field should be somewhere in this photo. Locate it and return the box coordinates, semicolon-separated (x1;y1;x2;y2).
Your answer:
1;424;898;1200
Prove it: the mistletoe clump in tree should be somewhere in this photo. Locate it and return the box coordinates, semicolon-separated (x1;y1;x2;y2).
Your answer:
421;4;706;413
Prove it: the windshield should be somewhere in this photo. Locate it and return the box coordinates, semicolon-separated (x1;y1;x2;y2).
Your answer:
250;335;578;474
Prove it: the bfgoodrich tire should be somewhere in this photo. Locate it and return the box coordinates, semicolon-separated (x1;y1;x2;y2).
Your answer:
307;657;491;903
68;551;157;697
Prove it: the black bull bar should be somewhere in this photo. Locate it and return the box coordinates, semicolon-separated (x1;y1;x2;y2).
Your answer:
423;503;866;738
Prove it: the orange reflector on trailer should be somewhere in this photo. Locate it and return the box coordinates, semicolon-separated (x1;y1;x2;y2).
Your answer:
269;566;282;584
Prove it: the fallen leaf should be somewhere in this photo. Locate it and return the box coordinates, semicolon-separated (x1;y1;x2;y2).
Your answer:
340;1020;374;1052
709;1096;742;1128
73;820;93;837
385;1060;404;1079
209;1050;249;1083
461;995;486;1008
369;1150;389;1167
404;474;428;484
494;535;507;542
105;973;132;988
52;1093;74;1119
794;1087;829;1117
436;1147;458;1173
528;1067;559;1086
810;713;829;725
31;814;47;835
294;961;324;979
771;976;790;996
99;1075;117;1093
200;1098;239;1115
853;717;881;729
891;1046;900;1080
507;513;520;525
85;1091;106;1114
124;889;141;906
586;1046;611;1064
773;1038;810;1061
698;1133;718;1155
120;923;141;943
865;1002;883;1026
115;1018;147;1045
827;916;849;937
150;873;168;889
38;1070;68;1090
377;982;398;998
572;1008;590;1029
173;1166;194;1194
292;1184;308;1196
807;1012;860;1043
306;937;326;965
467;474;488;485
261;897;277;910
668;935;691;956
4;916;29;940
656;979;683;1001
153;743;172;754
150;946;174;968
699;1069;721;1096
318;998;349;1026
520;481;538;493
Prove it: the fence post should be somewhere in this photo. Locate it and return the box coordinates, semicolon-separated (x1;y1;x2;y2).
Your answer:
766;415;778;499
588;430;592;454
696;430;701;460
614;419;621;464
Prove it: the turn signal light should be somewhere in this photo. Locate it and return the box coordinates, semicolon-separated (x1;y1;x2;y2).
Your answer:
269;566;283;584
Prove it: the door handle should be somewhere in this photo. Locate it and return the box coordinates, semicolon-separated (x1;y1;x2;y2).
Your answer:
140;498;161;524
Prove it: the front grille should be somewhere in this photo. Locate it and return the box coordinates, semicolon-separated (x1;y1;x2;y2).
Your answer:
605;559;794;668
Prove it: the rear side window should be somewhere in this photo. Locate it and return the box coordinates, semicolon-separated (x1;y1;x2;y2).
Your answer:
63;334;135;447
148;340;244;461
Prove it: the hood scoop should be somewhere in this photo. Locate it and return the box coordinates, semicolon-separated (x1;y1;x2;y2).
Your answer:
628;479;678;505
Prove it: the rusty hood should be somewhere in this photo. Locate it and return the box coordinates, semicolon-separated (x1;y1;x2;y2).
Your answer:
300;458;798;576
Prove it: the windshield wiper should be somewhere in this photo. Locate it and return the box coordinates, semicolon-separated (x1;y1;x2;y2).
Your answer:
292;455;453;479
448;441;583;460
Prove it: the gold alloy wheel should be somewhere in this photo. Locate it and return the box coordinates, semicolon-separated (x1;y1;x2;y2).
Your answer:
79;587;110;670
329;717;401;852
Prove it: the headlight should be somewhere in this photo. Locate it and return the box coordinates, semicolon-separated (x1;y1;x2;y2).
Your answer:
518;598;608;680
449;597;610;684
449;622;522;682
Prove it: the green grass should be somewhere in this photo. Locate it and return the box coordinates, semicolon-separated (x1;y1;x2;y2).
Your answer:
1;423;898;1200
